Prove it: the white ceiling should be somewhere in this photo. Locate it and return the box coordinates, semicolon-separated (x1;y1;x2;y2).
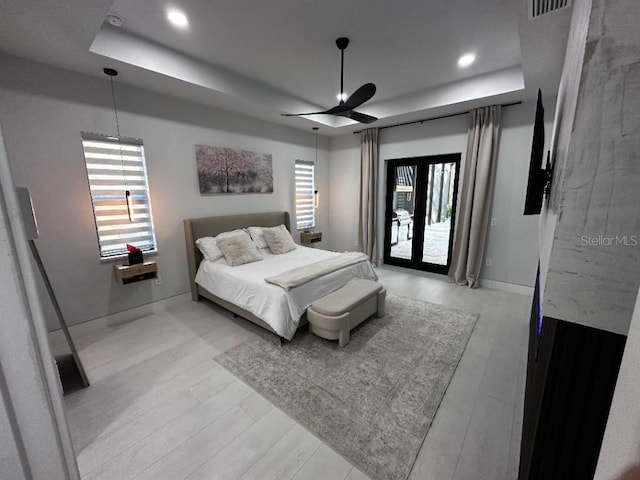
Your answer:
0;0;572;135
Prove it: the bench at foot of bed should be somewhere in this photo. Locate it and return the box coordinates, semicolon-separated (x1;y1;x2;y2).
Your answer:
307;279;385;347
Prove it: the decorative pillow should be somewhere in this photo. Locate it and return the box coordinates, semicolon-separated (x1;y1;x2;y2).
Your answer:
247;226;269;249
217;228;247;240
215;230;263;266
195;236;223;262
262;224;297;255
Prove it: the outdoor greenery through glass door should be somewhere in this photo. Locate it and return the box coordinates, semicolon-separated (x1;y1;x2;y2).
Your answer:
421;162;456;264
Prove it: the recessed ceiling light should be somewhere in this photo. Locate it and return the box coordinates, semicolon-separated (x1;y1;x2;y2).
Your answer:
167;9;189;28
107;14;123;27
458;53;476;68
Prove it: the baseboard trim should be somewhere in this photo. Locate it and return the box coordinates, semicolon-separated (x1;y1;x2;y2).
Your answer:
50;293;192;338
480;278;534;295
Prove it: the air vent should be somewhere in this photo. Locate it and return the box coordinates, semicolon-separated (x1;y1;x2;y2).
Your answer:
529;0;572;19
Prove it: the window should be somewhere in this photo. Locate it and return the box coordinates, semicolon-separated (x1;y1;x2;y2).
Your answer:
81;133;157;259
295;159;315;230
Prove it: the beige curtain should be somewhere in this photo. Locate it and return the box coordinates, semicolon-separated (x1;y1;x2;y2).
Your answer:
449;106;501;287
358;128;379;262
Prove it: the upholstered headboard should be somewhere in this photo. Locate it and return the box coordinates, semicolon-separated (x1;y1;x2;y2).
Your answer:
183;211;291;301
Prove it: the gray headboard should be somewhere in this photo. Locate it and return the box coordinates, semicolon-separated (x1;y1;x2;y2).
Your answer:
183;211;291;301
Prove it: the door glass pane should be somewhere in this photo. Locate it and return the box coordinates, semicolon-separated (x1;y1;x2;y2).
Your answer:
422;162;456;265
389;165;415;260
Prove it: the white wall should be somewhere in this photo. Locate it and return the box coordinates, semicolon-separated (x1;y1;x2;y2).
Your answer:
540;0;640;335
329;100;554;287
538;0;592;301
327;133;361;254
484;102;553;287
0;55;330;330
0;392;24;479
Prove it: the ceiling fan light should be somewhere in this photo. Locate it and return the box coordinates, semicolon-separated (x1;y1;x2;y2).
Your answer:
457;53;476;68
336;92;348;101
167;9;189;28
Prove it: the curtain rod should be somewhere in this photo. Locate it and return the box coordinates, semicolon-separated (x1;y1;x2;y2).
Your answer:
353;101;522;134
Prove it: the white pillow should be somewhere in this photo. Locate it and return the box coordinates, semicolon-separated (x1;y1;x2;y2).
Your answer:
195;236;223;262
262;224;297;255
217;228;247;240
247;226;269;249
215;230;263;266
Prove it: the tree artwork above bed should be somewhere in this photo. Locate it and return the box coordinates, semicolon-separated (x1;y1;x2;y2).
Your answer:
196;145;273;194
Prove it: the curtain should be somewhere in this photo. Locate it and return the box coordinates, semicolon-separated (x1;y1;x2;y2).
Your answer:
449;106;501;287
358;128;379;262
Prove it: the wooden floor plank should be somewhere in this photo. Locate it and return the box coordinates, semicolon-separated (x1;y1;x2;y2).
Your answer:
238;424;321;480
135;406;255;480
67;355;222;450
185;408;295;480
77;390;200;477
85;381;253;480
291;444;353;480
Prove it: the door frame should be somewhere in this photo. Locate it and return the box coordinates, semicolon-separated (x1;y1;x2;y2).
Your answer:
383;153;461;274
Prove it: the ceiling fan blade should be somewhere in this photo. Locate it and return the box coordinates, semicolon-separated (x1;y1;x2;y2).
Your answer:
323;104;347;115
281;111;330;117
343;83;376;110
335;110;378;124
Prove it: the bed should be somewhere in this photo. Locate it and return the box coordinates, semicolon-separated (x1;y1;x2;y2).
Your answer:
184;211;377;340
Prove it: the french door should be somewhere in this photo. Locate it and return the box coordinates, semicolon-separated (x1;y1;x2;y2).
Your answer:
383;154;460;274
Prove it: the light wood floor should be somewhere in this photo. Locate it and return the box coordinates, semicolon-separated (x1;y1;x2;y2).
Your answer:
57;266;531;480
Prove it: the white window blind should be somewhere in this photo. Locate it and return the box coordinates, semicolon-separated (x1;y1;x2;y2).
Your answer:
81;133;157;259
295;159;315;230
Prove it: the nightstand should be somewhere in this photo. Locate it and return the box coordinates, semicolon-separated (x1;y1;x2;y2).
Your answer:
114;261;158;285
300;231;322;246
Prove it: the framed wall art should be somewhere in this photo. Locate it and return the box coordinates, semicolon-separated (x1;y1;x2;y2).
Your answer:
196;145;273;194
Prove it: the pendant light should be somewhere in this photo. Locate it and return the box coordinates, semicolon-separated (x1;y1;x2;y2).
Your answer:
104;67;133;222
313;127;319;209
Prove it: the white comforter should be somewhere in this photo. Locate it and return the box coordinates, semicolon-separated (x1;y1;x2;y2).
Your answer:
194;246;377;339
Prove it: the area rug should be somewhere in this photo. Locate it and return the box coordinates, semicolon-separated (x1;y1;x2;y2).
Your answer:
215;294;478;480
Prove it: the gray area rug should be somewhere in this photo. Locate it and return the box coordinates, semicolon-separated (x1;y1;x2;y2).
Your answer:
215;294;478;480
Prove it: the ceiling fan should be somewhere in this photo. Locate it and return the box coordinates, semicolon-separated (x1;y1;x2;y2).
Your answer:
282;37;378;124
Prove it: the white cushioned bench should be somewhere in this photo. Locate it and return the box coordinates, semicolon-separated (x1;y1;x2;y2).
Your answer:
307;279;386;347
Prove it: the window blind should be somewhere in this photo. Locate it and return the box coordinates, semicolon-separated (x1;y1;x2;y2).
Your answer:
81;133;157;259
295;159;315;230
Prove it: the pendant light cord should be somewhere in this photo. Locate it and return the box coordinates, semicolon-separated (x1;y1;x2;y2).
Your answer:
109;75;121;139
108;75;125;184
107;70;132;221
313;127;319;208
